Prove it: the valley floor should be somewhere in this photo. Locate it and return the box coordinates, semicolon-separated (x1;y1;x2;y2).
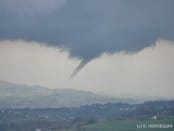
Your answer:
83;119;174;131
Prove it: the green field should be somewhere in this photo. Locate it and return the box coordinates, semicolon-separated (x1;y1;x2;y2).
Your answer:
83;119;174;131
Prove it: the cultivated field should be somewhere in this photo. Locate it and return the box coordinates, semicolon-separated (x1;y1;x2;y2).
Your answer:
83;119;174;131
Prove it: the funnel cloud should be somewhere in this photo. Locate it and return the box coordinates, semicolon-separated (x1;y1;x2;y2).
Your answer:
71;60;90;78
0;0;174;76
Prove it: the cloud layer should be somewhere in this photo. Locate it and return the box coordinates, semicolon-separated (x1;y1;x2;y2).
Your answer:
0;0;174;60
0;0;67;15
0;40;174;100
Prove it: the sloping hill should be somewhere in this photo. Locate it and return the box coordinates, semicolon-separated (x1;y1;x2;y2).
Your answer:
0;80;119;108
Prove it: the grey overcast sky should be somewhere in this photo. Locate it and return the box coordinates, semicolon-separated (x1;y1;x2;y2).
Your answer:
0;0;174;99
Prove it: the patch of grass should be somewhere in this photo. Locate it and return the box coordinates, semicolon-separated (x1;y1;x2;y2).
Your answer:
83;119;174;131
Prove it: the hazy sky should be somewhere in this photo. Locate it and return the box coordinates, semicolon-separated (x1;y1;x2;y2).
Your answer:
0;40;174;99
0;0;174;99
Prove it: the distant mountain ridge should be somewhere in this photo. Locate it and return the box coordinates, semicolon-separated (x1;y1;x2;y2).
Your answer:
0;80;120;108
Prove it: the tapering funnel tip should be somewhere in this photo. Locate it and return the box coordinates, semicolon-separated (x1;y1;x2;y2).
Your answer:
70;60;90;78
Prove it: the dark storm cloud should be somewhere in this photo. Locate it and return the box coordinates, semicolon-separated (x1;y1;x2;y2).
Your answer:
0;0;174;76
